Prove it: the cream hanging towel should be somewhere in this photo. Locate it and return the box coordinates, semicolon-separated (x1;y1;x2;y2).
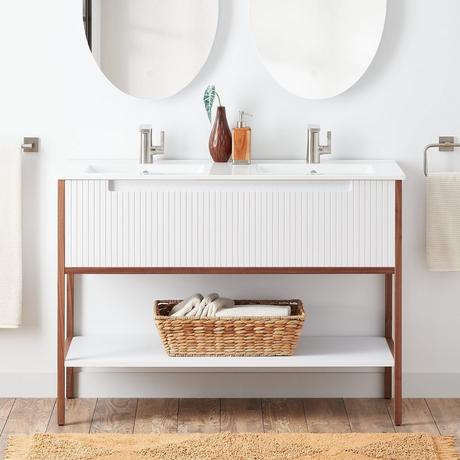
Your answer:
426;173;460;271
0;144;22;327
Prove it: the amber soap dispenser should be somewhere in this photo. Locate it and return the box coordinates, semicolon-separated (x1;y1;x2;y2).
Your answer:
232;111;252;165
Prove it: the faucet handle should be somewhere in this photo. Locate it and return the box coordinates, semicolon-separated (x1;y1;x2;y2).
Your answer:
320;131;332;155
157;131;165;150
151;130;165;154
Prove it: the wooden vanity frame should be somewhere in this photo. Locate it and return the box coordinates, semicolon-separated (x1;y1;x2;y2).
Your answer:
57;180;403;426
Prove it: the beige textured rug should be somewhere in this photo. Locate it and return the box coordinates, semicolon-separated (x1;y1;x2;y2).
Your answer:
5;432;459;460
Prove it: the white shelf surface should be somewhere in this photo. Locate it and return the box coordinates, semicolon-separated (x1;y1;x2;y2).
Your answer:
65;334;394;369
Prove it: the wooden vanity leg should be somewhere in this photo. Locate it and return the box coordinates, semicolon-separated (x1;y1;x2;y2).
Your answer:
66;274;74;399
57;180;66;425
394;180;403;426
384;273;393;399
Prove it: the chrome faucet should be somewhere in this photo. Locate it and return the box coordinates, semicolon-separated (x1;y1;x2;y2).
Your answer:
140;125;165;164
306;126;332;164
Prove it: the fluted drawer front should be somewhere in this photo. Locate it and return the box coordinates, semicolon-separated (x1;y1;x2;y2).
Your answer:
64;180;395;267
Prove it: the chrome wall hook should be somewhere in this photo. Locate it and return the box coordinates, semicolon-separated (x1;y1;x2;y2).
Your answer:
21;137;39;153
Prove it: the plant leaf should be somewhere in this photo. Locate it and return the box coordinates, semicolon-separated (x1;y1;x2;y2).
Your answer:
203;85;216;123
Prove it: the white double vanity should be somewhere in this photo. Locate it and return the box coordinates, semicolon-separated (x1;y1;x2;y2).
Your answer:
57;159;405;426
53;0;400;429
63;160;402;268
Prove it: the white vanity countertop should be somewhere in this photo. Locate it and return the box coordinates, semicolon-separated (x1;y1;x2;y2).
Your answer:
60;159;406;181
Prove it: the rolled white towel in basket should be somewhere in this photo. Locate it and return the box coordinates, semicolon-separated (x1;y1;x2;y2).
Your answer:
169;293;203;317
216;305;291;318
169;295;291;319
201;297;235;318
185;292;219;318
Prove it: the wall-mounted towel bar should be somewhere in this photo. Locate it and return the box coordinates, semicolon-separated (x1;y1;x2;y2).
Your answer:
21;137;39;153
424;136;460;176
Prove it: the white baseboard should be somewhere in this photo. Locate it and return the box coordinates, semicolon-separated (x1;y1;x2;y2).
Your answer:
1;371;460;398
402;373;460;398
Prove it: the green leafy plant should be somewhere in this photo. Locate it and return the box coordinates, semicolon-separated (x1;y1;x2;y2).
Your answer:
203;85;222;123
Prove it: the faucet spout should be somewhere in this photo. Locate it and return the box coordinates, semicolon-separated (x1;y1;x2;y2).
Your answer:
306;126;332;164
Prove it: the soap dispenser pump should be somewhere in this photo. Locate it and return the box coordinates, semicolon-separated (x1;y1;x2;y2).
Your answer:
232;111;252;165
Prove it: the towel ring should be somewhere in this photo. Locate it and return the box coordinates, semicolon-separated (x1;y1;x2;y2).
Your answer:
424;136;460;176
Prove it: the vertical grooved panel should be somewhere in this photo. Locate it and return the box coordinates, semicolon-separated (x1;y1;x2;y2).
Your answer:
65;180;395;268
88;181;95;267
65;182;71;264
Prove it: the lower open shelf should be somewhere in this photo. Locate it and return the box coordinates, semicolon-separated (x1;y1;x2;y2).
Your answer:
65;334;394;369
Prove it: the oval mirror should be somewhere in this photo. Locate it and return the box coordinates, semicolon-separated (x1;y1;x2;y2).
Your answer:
83;0;218;99
250;0;386;99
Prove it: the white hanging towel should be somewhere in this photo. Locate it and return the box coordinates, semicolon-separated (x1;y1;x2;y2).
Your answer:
0;144;22;327
426;173;460;271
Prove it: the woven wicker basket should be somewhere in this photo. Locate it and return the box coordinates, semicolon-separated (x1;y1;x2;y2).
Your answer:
153;299;305;357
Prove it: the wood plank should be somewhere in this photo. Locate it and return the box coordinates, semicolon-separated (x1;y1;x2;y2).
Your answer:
262;399;307;433
134;399;178;433
304;399;350;433
57;180;66;425
0;435;8;460
67;267;394;275
47;399;96;434
387;399;439;434
426;399;460;446
177;399;220;433
394;180;403;426
384;273;393;400
221;399;263;433
0;399;14;435
90;399;137;433
66;274;75;399
344;399;395;433
2;399;55;436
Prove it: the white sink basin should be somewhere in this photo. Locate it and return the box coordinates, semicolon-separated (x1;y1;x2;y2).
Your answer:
86;162;207;175
256;163;375;176
142;163;207;175
64;160;405;181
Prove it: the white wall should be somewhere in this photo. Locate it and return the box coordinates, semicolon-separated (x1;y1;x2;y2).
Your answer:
1;0;460;397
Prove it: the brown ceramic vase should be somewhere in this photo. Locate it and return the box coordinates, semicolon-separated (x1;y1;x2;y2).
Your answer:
208;106;232;163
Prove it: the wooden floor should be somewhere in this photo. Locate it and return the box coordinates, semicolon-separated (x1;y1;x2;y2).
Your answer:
0;398;459;457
